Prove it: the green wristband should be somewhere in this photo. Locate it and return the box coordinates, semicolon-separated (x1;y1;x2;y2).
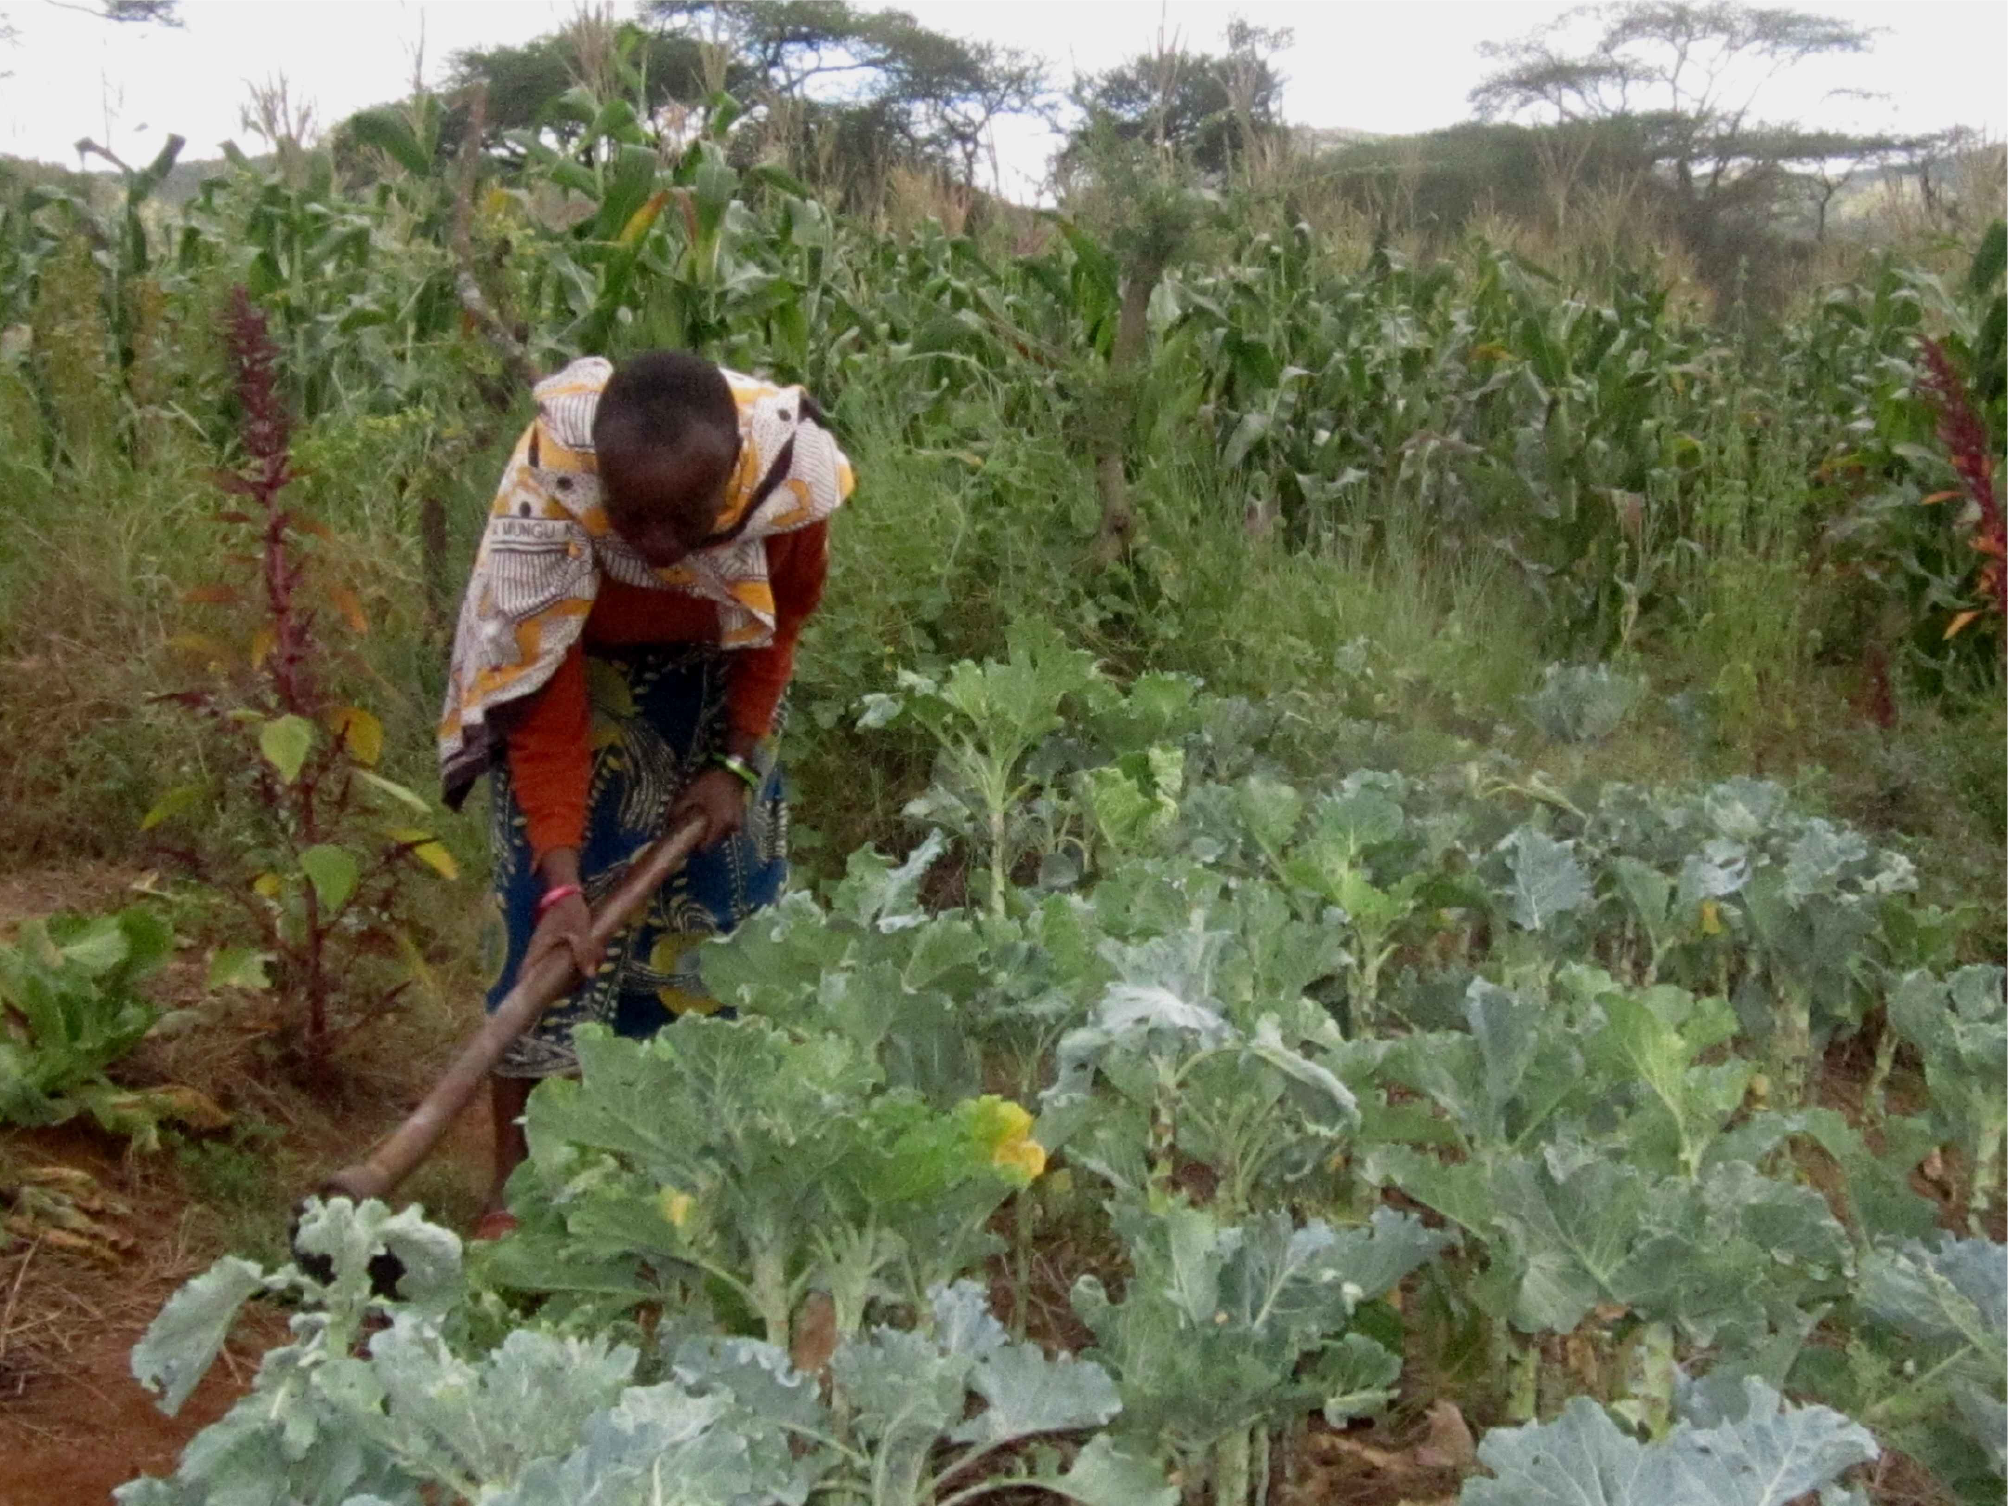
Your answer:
712;752;761;792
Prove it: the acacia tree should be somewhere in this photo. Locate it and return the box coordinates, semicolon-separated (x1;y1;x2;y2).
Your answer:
1064;21;1288;180
1470;2;1894;264
642;1;1049;191
446;29;713;160
2;0;173;50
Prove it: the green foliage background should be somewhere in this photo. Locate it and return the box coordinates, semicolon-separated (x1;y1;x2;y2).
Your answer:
0;12;2002;1502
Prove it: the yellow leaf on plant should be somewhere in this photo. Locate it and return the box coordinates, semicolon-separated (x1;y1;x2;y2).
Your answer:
329;585;370;635
387;828;460;880
618;189;671;248
1700;899;1722;936
1944;610;1981;640
994;1136;1047;1181
1920;490;1962;506
129;1084;233;1132
657;1186;694;1230
964;1095;1047;1185
326;706;384;766
252;872;283;899
249;625;277;669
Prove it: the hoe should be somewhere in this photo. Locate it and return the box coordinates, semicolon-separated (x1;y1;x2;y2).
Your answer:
292;813;707;1286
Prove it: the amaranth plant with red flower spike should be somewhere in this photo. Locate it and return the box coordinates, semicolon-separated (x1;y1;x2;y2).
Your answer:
143;288;459;1075
1916;337;2005;654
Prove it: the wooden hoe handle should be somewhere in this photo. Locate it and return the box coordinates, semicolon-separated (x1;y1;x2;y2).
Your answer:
316;814;708;1204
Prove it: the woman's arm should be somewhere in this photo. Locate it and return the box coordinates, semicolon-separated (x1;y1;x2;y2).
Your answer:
723;520;831;753
503;642;592;868
502;646;603;972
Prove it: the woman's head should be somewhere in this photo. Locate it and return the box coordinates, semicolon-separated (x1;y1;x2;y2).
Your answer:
592;351;742;568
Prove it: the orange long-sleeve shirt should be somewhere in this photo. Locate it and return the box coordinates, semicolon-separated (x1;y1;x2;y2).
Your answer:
504;522;829;864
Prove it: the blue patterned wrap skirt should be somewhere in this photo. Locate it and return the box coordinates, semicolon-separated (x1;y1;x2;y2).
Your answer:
480;642;787;1079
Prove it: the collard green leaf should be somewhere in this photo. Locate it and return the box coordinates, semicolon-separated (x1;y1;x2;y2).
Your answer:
830;830;948;933
829;1326;969;1443
1677;839;1749;908
950;1343;1121;1445
1078;1204;1443;1451
1498;827;1591;932
1953;1382;2008;1478
1782;820;1869;900
290;1198;463;1319
1243;1016;1358;1128
1492;1152;1660;1333
1521;662;1642;743
1237;776;1304;858
481;1382;760;1506
1612;856;1673;935
130;1255;266;1415
1080;753;1181;854
1463;1381;1876;1505
1862;1236;2006;1363
1308;778;1405;856
1703;779;1787;843
369;1322;638;1484
1035;1434;1179;1506
931;1279;1009;1358
1315;1330;1404;1424
1887;967;2007;1163
670;1331;824;1430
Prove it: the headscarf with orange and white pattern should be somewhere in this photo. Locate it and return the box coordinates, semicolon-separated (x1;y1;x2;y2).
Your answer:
438;356;852;808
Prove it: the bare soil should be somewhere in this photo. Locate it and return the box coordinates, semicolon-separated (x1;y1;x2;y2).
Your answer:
0;862;490;1506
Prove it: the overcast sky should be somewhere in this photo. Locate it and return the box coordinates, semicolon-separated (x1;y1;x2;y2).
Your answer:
3;0;2002;197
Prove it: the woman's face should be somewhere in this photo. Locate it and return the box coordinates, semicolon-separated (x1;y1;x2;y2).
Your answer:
602;431;739;568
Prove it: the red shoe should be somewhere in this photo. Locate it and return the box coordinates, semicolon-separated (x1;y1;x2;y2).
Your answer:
469;1209;519;1242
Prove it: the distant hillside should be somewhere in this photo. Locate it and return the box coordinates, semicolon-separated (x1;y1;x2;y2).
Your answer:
0;147;273;209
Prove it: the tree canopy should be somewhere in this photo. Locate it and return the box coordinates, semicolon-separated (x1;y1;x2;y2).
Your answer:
642;2;1049;188
447;30;713;148
1468;2;1911;278
1;0;180;73
426;3;1049;199
1064;21;1289;179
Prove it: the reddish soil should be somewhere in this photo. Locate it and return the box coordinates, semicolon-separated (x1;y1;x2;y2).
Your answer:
1;861;492;1506
0;1293;285;1506
1;1098;493;1506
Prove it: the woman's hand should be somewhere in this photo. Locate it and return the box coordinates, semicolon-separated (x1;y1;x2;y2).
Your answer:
523;847;602;978
522;889;600;978
670;766;749;849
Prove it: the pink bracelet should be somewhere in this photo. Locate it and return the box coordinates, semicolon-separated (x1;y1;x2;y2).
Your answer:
536;883;584;918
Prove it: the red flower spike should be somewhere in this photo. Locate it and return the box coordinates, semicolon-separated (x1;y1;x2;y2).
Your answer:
1916;337;2007;641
